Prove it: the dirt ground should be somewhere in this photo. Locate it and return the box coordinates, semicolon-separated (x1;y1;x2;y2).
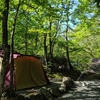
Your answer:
1;72;100;100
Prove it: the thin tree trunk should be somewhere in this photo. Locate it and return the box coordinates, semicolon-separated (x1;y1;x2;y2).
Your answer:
25;13;28;55
0;0;9;99
65;5;73;73
25;28;28;55
51;20;60;57
10;2;20;90
49;21;53;59
48;21;53;73
34;33;38;51
43;34;48;67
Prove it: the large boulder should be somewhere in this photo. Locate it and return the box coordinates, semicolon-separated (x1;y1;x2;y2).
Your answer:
90;58;100;73
59;76;74;92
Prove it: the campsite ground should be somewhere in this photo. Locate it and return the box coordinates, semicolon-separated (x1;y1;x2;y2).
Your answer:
1;72;100;100
55;80;100;100
15;77;100;100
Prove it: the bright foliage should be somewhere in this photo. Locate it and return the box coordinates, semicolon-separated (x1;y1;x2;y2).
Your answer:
0;0;100;70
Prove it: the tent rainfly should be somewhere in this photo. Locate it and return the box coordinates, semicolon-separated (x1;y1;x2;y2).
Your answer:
0;55;50;90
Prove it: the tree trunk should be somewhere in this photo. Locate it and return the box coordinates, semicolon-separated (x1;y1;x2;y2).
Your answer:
48;21;53;73
49;21;53;59
34;33;38;51
65;5;73;73
51;20;60;58
65;40;73;72
0;0;10;99
10;2;20;90
43;34;48;67
25;12;28;55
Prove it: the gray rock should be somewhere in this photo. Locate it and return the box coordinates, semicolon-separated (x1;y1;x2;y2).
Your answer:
40;87;54;100
48;87;62;98
59;77;74;92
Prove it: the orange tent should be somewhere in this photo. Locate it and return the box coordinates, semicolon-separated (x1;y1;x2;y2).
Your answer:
4;56;50;90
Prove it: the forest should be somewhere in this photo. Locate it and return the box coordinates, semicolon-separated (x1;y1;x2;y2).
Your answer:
1;0;100;71
0;0;100;99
